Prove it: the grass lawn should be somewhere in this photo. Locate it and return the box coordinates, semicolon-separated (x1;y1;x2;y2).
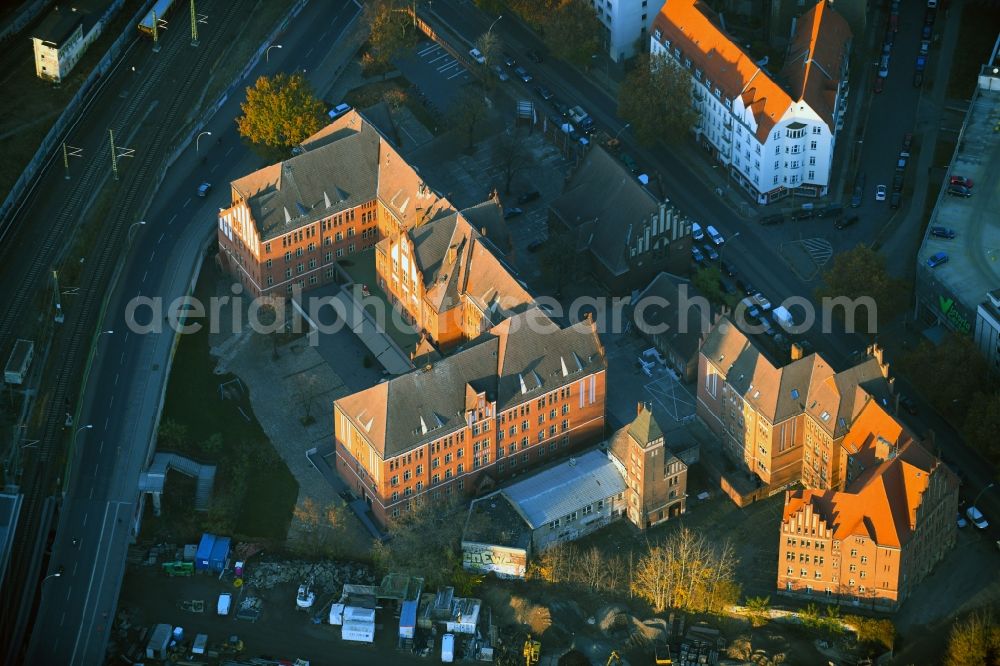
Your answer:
153;262;297;542
344;77;441;135
946;4;1000;99
339;249;421;353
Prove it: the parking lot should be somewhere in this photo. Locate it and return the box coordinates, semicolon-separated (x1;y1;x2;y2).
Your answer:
393;41;472;113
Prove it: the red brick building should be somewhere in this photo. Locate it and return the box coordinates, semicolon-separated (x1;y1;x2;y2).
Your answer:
777;401;959;610
333;308;607;526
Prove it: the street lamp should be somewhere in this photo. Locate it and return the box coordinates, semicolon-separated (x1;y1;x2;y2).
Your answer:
128;220;146;244
613;123;631;140
75;425;93;441
972;482;996;508
487;15;503;35
196;131;212;153
43;566;64;583
266;44;282;62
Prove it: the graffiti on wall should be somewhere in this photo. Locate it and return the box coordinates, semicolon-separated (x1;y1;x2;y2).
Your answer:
462;544;527;579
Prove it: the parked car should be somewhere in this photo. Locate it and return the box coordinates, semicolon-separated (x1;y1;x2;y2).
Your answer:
736;278;755;296
197;182;212;197
691;246;705;264
902;133;913;151
550;99;569;117
493;65;509;81
875;184;887;201
527;239;545;252
899;395;919;414
468;48;486;64
884;29;894;48
949;175;973;188
327;102;352;120
503;207;523;219
947;184;972;197
957;513;968;528
919;39;931;56
913;72;924;88
702;243;719;261
790;208;813;221
835;215;859;230
753;293;772;311
518;190;541;205
930;226;956;239
922;24;932;40
759;213;784;225
966;506;989;530
817;204;843;219
878;54;890;78
720;260;736;277
874;75;885;93
514;66;532;83
534;86;553;101
691;222;705;241
926;251;949;268
890;191;902;209
620;153;638;174
526;49;543;63
915;55;928;72
892;173;904;192
503;53;516;67
706;225;725;245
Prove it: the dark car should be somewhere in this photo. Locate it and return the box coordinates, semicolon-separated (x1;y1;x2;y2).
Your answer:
851;185;864;207
892;173;904;192
902;132;913;151
534;86;553;101
517;190;541;205
514;66;532;83
503;53;516;67
550;99;570;116
527;239;545;252
835;215;859;230
503;207;524;219
922;24;932;40
736;278;755;296
889;191;902;209
913;72;924;88
790;208;814;221
759;213;785;225
874;76;885;93
816;204;843;219
526;49;543;63
884;29;894;47
930;226;956;239
947;184;972;197
720;260;736;277
900;395;919;415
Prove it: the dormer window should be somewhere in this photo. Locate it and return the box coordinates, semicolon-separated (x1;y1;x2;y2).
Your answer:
820;411;830;421
654;28;662;41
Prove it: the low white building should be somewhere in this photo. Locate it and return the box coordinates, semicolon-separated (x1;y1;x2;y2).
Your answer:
975;289;1000;375
31;1;110;83
649;0;851;203
461;449;627;578
590;0;665;62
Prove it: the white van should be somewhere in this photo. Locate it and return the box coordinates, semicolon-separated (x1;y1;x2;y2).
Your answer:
217;592;232;616
441;633;455;663
706;225;725;245
691;222;704;241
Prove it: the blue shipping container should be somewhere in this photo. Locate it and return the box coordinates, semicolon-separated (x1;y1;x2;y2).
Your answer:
195;533;216;571
209;536;231;572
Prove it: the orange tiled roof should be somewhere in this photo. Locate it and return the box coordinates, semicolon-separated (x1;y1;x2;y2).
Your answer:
653;0;850;142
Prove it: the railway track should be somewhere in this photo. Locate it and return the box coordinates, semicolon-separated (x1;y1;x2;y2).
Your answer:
0;0;247;659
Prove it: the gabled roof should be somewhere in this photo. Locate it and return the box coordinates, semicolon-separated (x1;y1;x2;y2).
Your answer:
503;450;626;529
334;308;605;458
549;147;662;277
778;0;852;133
232;110;454;242
627;403;666;446
652;0;850;142
633;272;714;363
782;435;949;549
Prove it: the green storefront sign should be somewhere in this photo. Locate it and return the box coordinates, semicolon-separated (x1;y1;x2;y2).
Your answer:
939;296;972;334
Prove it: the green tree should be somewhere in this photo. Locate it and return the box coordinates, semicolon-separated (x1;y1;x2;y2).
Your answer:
690;265;734;308
366;0;419;65
946;610;1000;666
371;495;466;589
846;615;897;652
544;0;603;67
815;244;908;330
236;73;325;151
744;595;770;628
963;391;1000;464
201;432;225;458
474;0;505;13
158;418;188;449
448;87;489;150
508;0;558;29
292;497;351;557
618;53;700;145
900;334;990;417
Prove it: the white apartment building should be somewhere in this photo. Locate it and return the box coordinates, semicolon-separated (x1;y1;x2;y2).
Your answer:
591;0;665;62
649;0;851;204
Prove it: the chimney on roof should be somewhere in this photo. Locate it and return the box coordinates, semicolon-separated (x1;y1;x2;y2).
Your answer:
324;191;332;209
480;227;487;237
637;401;647;417
284;207;292;224
448;245;457;265
790;343;804;361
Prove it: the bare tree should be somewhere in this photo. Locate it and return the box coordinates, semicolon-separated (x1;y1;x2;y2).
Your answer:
475;30;501;68
449;87;489;150
293;372;323;425
577;546;605;591
493;131;532;195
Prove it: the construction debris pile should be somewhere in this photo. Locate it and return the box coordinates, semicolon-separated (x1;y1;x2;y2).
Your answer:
594;604;666;648
676;624;724;666
247;561;375;593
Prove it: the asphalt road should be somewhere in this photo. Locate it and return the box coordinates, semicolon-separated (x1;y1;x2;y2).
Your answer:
426;0;1000;531
26;1;362;664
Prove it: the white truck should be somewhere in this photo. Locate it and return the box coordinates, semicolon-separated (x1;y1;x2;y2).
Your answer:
4;339;34;385
441;633;456;663
146;623;172;659
342;620;375;643
217;592;232;616
772;306;795;330
192;633;208;655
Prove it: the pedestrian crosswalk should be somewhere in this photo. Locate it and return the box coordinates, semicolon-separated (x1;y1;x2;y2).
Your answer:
795;238;833;266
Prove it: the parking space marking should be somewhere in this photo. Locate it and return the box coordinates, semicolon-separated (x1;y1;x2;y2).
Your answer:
799;237;834;266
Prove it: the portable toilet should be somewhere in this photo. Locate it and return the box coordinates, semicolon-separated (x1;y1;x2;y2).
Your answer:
195;533;216;571
209;536;231;572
